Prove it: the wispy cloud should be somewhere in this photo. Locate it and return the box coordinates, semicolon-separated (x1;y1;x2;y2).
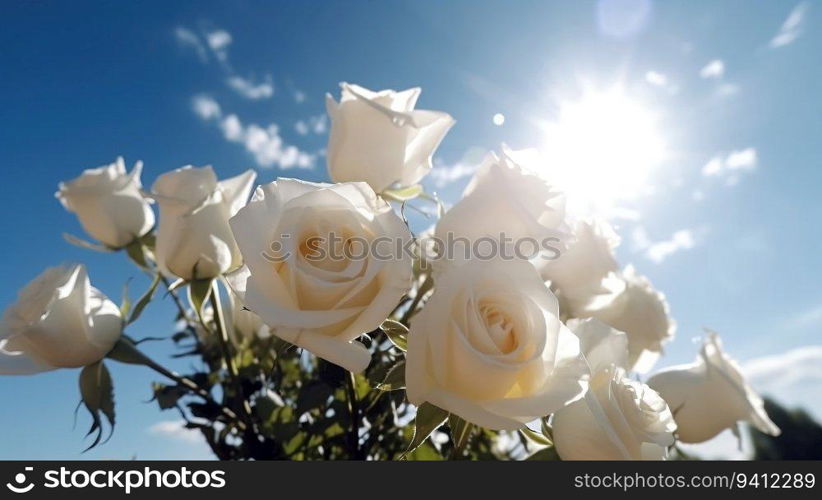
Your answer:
147;420;203;444
427;161;477;189
789;303;822;329
770;2;809;48
174;27;208;62
744;345;822;420
227;75;274;100
206;29;232;63
702;148;757;182
192;95;315;169
644;70;679;94
699;59;725;79
633;227;697;263
294;115;327;136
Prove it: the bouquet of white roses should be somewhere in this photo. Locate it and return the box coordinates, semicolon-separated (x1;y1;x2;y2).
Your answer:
0;83;779;460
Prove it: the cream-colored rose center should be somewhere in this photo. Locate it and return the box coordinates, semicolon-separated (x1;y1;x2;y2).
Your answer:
478;300;518;355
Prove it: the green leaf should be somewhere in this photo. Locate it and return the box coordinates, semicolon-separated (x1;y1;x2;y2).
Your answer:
78;361;115;451
380;319;408;351
106;336;156;366
125;239;149;269
449;414;474;458
188;278;213;319
375;360;406;391
401;403;449;459
151;382;187;410
526;446;561;461
127;273;161;325
520;426;553;447
381;184;423;202
296;380;333;416
120;280;132;318
63;233;114;253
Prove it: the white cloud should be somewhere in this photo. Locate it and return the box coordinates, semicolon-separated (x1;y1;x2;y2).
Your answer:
294;115;328;136
790;304;822;329
174;27;208;62
294;90;307;104
192;95;222;120
702;148;757;178
427;162;477;188
745;345;822;420
227;76;274;100
206;29;232;63
633;227;696;263
644;70;679;94
147;420;203;444
699;59;725;79
770;2;809;48
191;96;315;169
725;148;757;170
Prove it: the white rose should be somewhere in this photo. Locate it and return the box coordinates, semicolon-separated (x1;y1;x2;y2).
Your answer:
405;259;588;430
553;365;677;460
575;266;675;372
227;291;270;342
0;264;122;374
567;317;628;373
56;157;155;248
432;150;566;269
647;333;780;443
541;218;620;311
326;83;455;192
152;166;256;280
227;178;413;373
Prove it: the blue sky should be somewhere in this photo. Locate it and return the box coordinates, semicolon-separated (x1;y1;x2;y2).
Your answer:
1;0;820;459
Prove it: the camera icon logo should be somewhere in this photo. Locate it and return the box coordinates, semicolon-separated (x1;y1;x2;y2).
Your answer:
6;467;35;494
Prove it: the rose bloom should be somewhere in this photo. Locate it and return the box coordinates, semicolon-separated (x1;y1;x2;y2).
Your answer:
553;365;677;460
574;266;675;372
326;83;455;192
152;166;256;280
541;218;620;313
405;259;587;430
432;149;566;270
566;317;628;373
56;157;154;248
648;333;780;443
227;178;413;373
0;264;122;374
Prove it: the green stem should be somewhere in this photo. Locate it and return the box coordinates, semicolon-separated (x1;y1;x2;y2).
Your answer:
209;281;255;426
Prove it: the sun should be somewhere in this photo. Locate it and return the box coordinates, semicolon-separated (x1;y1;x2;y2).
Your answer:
539;88;667;216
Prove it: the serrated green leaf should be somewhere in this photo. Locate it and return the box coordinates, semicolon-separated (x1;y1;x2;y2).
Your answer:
400;403;449;459
127;273;161;325
381;319;408;351
78;361;115;451
376;360;406;391
382;184;423;202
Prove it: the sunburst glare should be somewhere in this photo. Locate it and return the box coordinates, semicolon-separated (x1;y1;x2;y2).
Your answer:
540;88;667;216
